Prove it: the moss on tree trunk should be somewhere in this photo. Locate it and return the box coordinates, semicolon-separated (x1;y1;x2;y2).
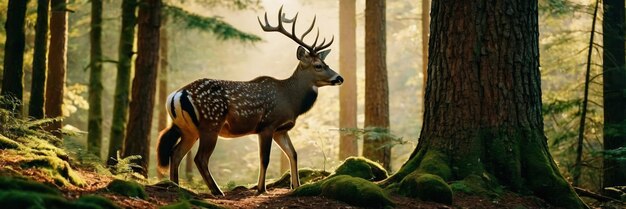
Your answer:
380;1;587;208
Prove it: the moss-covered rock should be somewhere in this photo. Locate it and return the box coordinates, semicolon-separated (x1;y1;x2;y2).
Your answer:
189;199;227;209
75;195;122;209
267;168;331;189
160;201;192;209
292;180;324;196
151;180;198;200
106;179;147;199
399;173;452;205
320;175;395;208
333;157;388;181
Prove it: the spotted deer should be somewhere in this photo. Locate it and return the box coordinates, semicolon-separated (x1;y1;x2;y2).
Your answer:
156;7;343;196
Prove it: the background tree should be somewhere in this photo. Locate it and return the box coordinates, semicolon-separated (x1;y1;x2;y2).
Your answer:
363;0;391;171
420;0;429;105
29;0;50;119
107;0;137;166
122;0;162;176
88;0;104;158
602;0;626;190
381;1;586;208
45;0;68;138
338;0;358;160
1;0;30;115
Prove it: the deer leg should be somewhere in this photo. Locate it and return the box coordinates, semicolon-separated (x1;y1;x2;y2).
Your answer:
273;132;300;189
194;131;223;196
257;131;273;194
169;132;197;184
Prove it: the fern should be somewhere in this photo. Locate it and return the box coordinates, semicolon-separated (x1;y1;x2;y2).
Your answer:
109;151;144;180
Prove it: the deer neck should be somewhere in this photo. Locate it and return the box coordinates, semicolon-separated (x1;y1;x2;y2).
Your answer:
282;68;318;115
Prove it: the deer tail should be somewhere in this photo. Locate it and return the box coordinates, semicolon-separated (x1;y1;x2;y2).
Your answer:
157;124;181;175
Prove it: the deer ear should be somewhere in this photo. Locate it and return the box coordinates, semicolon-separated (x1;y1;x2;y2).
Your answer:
297;46;308;60
317;49;331;61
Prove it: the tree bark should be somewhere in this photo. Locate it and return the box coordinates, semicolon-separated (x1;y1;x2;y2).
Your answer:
1;0;30;115
157;14;169;179
602;0;626;189
123;0;161;177
421;0;429;107
363;0;391;171
88;0;104;159
29;0;50;119
45;0;68;138
382;1;586;208
108;0;137;166
339;0;358;160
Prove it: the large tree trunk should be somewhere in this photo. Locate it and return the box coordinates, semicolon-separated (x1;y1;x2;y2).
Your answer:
107;0;137;166
338;0;358;160
363;0;391;171
29;0;50;119
157;15;169;179
381;1;586;208
602;0;626;189
123;0;161;177
45;0;68;138
88;0;104;159
1;0;30;115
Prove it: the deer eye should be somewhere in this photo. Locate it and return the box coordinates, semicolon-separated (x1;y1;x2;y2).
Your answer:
314;64;324;71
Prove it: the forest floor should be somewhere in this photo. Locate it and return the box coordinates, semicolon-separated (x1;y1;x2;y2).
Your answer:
0;148;566;209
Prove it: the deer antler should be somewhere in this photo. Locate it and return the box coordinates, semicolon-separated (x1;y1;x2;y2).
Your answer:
258;6;334;54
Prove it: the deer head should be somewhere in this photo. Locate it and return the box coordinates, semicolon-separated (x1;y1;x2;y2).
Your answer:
258;6;344;87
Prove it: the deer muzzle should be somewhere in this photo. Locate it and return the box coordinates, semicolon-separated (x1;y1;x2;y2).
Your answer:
330;75;344;85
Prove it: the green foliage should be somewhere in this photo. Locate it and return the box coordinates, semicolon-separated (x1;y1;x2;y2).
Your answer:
399;173;452;205
340;127;411;150
75;195;122;209
0;176;60;195
105;179;148;199
333;157;388;181
20;156;86;186
320;175;395;208
604;147;626;162
164;5;261;42
109;151;144;179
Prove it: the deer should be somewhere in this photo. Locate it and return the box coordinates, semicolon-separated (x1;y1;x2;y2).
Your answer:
156;7;343;196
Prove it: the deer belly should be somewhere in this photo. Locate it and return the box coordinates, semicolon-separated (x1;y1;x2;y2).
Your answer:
218;120;258;138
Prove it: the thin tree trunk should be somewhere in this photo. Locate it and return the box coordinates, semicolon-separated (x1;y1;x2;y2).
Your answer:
574;0;599;187
123;0;161;177
602;0;626;189
363;0;391;171
420;0;429;107
382;1;586;208
88;0;104;159
1;0;30;115
29;0;50;119
157;15;168;179
108;0;137;166
339;0;358;160
45;0;68;138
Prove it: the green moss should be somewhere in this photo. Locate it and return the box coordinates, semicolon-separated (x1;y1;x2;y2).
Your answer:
160;201;192;209
151;180;198;200
0;176;60;195
106;179;147;199
292;181;324;196
416;150;451;181
189;199;227;209
20;156;85;186
399;173;452;205
449;174;502;197
320;175;395;208
0;134;19;149
333;157;388;181
160;200;225;209
521;136;587;209
75;195;121;209
267;168;331;188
